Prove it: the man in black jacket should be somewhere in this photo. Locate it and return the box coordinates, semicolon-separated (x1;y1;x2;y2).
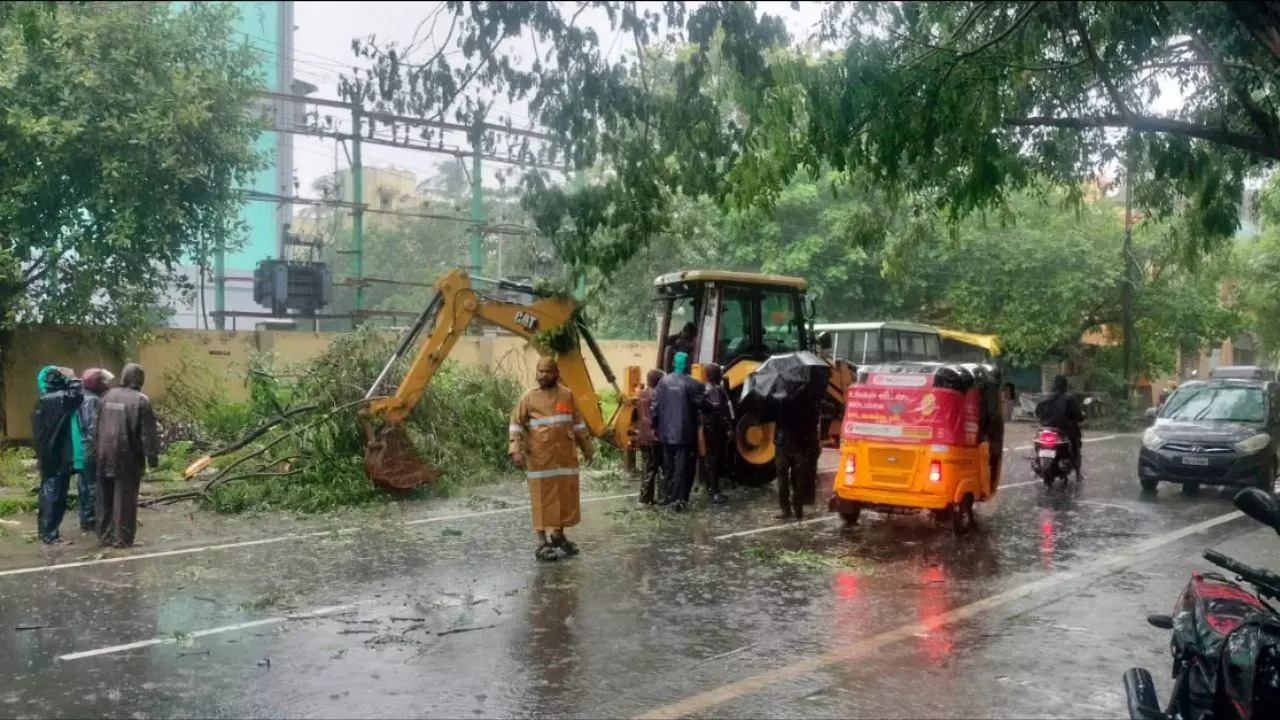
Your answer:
92;363;159;548
1036;375;1084;481
32;365;84;545
774;401;820;521
700;363;733;505
652;351;703;511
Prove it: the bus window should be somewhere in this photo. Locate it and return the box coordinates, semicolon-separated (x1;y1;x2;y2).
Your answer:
883;330;901;361
902;332;928;360
850;330;881;364
924;333;940;360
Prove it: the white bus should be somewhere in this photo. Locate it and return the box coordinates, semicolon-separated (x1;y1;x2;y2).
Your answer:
814;321;943;365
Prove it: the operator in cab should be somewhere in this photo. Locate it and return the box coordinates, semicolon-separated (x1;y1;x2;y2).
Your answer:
509;357;595;562
1036;375;1084;482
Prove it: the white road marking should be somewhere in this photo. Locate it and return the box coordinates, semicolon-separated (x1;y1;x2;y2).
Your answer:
1008;434;1121;452
638;508;1244;719
0;492;637;579
722;435;1130;540
713;515;838;540
58;603;358;662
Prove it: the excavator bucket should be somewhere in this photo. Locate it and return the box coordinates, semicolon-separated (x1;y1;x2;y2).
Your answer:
363;423;440;491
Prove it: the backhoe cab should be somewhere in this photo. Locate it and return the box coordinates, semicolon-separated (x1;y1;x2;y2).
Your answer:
654;271;853;487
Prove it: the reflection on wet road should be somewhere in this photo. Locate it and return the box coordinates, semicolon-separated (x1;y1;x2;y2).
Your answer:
2;430;1276;719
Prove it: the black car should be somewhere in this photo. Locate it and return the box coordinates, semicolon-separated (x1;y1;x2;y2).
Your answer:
1139;379;1280;493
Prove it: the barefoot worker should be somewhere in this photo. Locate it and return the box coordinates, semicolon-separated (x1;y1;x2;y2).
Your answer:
508;356;595;562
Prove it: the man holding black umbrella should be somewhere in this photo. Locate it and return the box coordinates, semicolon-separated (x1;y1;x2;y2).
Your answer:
740;351;830;522
774;402;820;521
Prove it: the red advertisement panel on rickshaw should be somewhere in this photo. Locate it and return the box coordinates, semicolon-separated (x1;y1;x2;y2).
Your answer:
841;369;980;446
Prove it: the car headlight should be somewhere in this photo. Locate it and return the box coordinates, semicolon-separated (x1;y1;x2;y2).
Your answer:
1233;433;1271;454
1142;428;1165;451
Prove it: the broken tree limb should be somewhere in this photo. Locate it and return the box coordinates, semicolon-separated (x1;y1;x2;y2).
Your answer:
201;397;377;492
206;404;320;461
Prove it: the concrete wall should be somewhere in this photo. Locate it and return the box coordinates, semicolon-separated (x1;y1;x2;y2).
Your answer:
3;327;660;442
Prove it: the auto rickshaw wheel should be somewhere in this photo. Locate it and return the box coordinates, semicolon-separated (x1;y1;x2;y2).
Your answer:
952;494;975;535
839;506;861;526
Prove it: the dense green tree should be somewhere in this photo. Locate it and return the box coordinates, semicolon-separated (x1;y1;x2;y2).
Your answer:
0;1;265;434
0;2;264;330
350;1;1278;281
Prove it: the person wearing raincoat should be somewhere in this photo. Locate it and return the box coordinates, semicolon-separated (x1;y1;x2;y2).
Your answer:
634;368;665;506
76;368;114;532
32;365;84;544
92;363;159;548
509;357;595;562
652;351;703;511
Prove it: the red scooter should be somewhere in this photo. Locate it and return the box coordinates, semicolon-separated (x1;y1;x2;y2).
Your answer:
1123;489;1280;719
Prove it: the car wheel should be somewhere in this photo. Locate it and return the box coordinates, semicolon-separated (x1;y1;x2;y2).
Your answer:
839;507;861;527
1180;481;1200;495
1258;460;1277;492
1140;476;1159;493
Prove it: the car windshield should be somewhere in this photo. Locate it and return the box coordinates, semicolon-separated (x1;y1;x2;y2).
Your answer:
1160;386;1267;424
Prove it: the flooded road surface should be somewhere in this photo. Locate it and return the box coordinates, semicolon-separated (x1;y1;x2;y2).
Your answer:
2;429;1278;719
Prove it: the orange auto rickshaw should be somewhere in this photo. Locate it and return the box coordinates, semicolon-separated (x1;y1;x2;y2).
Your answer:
830;362;1004;534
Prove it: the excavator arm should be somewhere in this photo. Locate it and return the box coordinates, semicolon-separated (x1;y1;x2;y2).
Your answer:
362;270;635;488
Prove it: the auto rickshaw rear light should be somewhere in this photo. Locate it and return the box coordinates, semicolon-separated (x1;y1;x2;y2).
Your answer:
928;460;942;484
844;456;856;485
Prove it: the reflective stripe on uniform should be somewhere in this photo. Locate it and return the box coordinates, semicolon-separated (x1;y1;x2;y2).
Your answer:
508;424;524;434
528;414;574;428
573;423;586;432
526;467;580;479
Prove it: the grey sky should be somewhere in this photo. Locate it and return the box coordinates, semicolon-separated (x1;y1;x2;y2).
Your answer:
290;1;828;194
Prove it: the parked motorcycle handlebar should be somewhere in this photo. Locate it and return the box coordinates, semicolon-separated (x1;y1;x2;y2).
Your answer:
1203;549;1280;600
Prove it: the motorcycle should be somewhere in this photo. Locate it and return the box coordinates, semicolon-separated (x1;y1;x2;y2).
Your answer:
1123;488;1280;719
1031;397;1094;487
1032;427;1076;487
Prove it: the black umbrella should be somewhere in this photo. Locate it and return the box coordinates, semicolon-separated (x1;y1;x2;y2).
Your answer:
741;351;832;413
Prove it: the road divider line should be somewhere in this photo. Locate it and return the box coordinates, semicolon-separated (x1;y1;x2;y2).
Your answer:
0;492;637;579
638;508;1243;720
58;604;358;662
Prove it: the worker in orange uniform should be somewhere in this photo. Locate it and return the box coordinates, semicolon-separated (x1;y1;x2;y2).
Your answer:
509;356;595;562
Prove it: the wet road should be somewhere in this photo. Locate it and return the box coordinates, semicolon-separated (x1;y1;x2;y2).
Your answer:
2;429;1278;719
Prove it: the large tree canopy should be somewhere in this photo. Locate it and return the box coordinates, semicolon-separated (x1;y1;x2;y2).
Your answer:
0;1;264;332
350;1;1279;281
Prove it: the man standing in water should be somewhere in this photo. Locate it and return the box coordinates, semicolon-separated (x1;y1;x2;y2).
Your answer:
509;357;595;562
92;363;158;548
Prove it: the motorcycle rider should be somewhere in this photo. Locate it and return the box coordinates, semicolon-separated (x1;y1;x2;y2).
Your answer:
1035;375;1084;481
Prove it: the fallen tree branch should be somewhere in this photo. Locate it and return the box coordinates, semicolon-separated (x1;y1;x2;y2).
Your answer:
201;397;377;492
206;404;320;461
138;490;208;508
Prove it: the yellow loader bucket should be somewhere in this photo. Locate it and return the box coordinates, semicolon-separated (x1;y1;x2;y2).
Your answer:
363;423;439;491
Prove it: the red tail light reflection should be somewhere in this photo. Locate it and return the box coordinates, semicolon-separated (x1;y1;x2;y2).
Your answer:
917;564;954;664
1039;510;1055;568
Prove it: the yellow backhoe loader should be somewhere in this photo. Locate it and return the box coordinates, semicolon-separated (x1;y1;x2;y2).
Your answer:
360;268;854;491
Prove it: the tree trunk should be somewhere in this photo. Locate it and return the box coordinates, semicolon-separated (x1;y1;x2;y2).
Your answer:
0;327;11;442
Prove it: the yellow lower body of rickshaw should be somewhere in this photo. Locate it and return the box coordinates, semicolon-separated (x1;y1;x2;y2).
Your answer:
831;439;995;511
